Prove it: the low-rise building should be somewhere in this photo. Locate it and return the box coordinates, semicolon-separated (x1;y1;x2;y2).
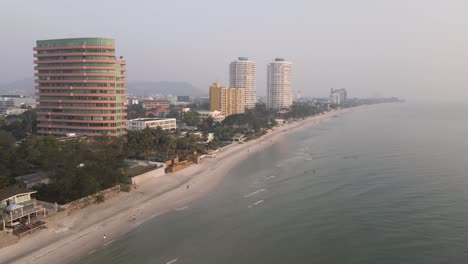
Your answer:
127;118;177;131
198;110;226;122
141;100;170;110
142;100;170;117
275;119;286;125
193;132;214;143
126;97;139;105
0;95;36;109
1;189;46;235
233;133;246;142
15;172;51;189
0;98;14;111
5;108;27;116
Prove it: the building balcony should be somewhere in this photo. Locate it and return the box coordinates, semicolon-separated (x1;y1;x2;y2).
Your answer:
34;66;117;71
37;118;121;124
34;52;115;57
37;112;127;117
37;124;127;130
36;92;124;97
37;105;127;110
35;86;126;91
37;130;126;137
35;79;118;84
37;99;119;104
33;45;115;51
34;73;117;77
34;59;117;64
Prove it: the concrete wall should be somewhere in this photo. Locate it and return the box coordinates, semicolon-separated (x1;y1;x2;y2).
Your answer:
61;185;121;212
129;166;165;185
168;161;193;173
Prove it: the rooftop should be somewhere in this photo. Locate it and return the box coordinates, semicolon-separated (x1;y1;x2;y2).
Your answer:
36;38;114;48
15;171;52;185
128;118;176;122
0;186;36;202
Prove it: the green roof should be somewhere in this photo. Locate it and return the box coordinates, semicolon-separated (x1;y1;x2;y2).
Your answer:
36;38;115;48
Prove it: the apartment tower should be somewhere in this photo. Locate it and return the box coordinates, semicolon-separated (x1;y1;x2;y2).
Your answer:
229;57;256;109
267;58;292;110
209;82;245;116
34;38;127;137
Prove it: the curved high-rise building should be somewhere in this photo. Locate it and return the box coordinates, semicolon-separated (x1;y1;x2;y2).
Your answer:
34;38;127;137
267;58;292;110
229;57;256;109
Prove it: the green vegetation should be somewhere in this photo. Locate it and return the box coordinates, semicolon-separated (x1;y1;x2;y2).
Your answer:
126;126;205;161
183;111;200;126
0;133;127;203
127;104;146;119
0;109;37;140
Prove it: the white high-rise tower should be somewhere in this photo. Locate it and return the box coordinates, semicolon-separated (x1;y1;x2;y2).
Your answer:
229;57;256;109
267;58;292;110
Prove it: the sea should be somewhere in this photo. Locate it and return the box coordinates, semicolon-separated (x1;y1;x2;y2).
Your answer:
77;103;468;264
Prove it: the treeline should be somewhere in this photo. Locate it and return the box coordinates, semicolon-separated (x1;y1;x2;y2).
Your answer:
0;132;127;203
126;127;205;161
283;103;327;120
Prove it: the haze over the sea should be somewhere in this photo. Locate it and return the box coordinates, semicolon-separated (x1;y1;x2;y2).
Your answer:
2;0;468;101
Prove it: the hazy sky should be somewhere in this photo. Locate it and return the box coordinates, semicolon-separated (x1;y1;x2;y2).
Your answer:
1;0;468;101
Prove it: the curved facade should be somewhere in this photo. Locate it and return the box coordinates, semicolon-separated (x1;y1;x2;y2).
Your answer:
34;38;127;137
229;57;256;109
267;58;292;110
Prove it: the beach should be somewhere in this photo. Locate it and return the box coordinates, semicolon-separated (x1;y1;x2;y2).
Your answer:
0;109;350;264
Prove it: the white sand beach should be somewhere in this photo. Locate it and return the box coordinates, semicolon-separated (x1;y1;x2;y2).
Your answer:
0;108;352;264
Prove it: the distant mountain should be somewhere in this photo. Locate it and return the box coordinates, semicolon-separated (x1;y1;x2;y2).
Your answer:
0;77;35;95
0;78;206;97
127;81;206;97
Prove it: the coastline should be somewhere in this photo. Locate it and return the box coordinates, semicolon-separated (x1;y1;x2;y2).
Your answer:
0;108;356;264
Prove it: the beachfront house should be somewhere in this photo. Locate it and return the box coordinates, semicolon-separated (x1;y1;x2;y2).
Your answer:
233;133;246;142
0;189;46;235
15;171;52;189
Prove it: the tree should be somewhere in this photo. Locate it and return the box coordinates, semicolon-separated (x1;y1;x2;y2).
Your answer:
183;111;200;126
127;104;146;119
0;109;37;140
166;109;181;119
222;114;246;127
0;131;15;185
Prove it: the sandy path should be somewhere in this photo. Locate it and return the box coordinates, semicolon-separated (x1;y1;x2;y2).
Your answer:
0;109;351;264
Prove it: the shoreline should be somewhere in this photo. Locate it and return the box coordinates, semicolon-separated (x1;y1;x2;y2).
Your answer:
0;107;356;264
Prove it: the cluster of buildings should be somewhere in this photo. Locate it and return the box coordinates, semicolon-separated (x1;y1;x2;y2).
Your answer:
141;100;170;117
32;38;297;137
0;95;36;115
209;57;293;117
329;88;348;105
30;37;349;138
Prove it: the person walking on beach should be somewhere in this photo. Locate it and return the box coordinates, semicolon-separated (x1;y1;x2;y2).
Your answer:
187;185;189;189
103;234;106;239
